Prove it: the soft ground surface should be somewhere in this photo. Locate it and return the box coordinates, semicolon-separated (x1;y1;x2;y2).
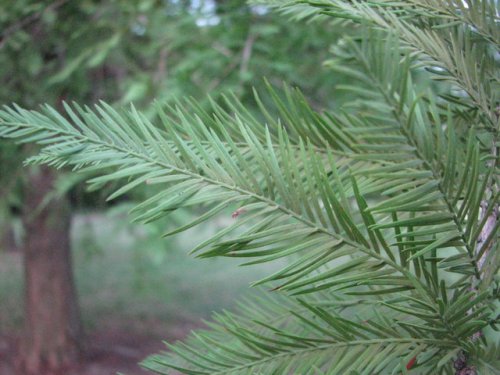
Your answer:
0;210;278;374
0;325;193;374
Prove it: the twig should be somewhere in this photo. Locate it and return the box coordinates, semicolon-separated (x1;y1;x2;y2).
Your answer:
206;32;258;92
467;129;499;348
211;42;232;58
476;141;499;289
239;33;257;77
154;47;169;84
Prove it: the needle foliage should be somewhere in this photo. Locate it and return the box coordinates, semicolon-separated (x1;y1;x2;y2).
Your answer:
0;1;499;374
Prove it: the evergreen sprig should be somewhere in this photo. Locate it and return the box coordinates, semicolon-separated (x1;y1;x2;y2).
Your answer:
0;0;498;373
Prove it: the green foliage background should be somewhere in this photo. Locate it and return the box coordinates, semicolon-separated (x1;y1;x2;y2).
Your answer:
0;0;499;374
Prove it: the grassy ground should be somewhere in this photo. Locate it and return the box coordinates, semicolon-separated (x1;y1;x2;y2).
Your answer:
0;208;278;374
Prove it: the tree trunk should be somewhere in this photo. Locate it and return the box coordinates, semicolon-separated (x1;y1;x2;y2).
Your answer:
0;182;19;253
19;166;82;375
0;221;17;252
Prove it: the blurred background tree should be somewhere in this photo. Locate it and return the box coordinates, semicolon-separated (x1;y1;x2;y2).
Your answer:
0;1;343;374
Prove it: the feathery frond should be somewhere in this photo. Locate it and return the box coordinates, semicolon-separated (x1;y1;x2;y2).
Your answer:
0;0;498;373
143;292;458;374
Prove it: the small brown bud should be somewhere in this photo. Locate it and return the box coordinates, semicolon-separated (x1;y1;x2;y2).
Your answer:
231;208;246;219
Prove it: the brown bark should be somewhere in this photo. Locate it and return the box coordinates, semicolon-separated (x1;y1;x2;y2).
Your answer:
0;223;17;252
18;166;82;375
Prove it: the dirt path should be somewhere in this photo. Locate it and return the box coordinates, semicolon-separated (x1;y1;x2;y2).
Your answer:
0;322;197;375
